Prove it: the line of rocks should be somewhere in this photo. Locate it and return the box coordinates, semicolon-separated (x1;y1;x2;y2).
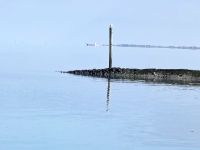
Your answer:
61;68;200;84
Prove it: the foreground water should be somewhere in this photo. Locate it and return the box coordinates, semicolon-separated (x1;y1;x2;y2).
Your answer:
0;71;200;150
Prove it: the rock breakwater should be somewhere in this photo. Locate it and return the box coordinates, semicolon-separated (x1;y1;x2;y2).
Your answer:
61;68;200;84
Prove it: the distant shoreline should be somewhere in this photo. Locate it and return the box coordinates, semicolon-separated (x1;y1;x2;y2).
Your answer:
61;68;200;84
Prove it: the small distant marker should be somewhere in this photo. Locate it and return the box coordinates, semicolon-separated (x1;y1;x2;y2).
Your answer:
109;24;113;69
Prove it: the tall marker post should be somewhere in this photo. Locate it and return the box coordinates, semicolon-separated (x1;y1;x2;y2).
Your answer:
109;25;112;69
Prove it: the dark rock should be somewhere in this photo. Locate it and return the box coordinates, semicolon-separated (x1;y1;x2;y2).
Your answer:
64;68;200;84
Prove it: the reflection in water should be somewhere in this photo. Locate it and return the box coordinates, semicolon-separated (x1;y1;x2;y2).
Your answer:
106;78;111;112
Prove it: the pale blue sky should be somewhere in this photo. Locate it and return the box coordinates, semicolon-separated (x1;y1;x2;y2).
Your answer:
0;0;200;72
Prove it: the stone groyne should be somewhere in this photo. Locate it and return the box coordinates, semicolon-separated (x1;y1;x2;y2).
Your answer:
61;68;200;84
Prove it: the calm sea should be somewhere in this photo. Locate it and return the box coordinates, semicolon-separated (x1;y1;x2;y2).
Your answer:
0;71;200;150
1;0;200;149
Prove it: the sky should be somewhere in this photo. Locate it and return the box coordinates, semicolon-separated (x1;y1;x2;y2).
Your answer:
0;0;200;72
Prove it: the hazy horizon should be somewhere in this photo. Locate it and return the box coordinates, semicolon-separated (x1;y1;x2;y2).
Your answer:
0;1;200;72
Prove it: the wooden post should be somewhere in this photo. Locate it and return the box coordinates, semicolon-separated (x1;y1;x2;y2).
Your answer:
109;25;112;69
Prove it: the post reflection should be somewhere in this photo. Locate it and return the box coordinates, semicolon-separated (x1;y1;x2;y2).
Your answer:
106;78;111;112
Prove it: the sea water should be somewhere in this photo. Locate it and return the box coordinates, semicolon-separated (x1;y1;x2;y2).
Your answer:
1;1;200;149
0;71;200;150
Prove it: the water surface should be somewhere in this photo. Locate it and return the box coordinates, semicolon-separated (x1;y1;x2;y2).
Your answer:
0;71;200;150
